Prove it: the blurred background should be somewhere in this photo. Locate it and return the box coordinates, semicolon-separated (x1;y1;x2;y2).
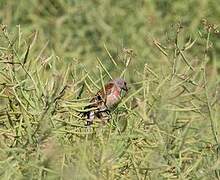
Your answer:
0;0;220;179
1;0;220;79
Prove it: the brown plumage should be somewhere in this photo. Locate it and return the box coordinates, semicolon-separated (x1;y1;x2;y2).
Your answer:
82;78;128;125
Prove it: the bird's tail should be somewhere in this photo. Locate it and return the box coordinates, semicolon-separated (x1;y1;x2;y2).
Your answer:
79;104;96;126
79;99;110;125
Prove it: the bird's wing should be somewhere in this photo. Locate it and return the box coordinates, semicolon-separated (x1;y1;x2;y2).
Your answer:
87;82;114;109
98;82;114;98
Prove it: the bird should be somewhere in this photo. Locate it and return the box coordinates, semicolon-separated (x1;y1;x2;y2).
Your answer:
82;78;128;125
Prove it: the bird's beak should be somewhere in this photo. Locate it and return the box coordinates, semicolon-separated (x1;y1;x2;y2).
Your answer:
123;85;128;92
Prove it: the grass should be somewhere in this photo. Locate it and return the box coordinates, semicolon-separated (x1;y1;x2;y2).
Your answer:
0;0;220;179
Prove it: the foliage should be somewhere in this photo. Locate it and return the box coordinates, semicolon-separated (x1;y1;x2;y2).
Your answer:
0;0;220;179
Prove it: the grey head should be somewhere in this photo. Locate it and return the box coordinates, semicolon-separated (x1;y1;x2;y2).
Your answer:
112;77;128;92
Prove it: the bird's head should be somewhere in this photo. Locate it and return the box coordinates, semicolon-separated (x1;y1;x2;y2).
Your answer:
113;78;128;92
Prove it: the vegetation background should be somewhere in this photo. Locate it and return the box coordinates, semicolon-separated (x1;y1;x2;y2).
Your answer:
0;0;220;179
